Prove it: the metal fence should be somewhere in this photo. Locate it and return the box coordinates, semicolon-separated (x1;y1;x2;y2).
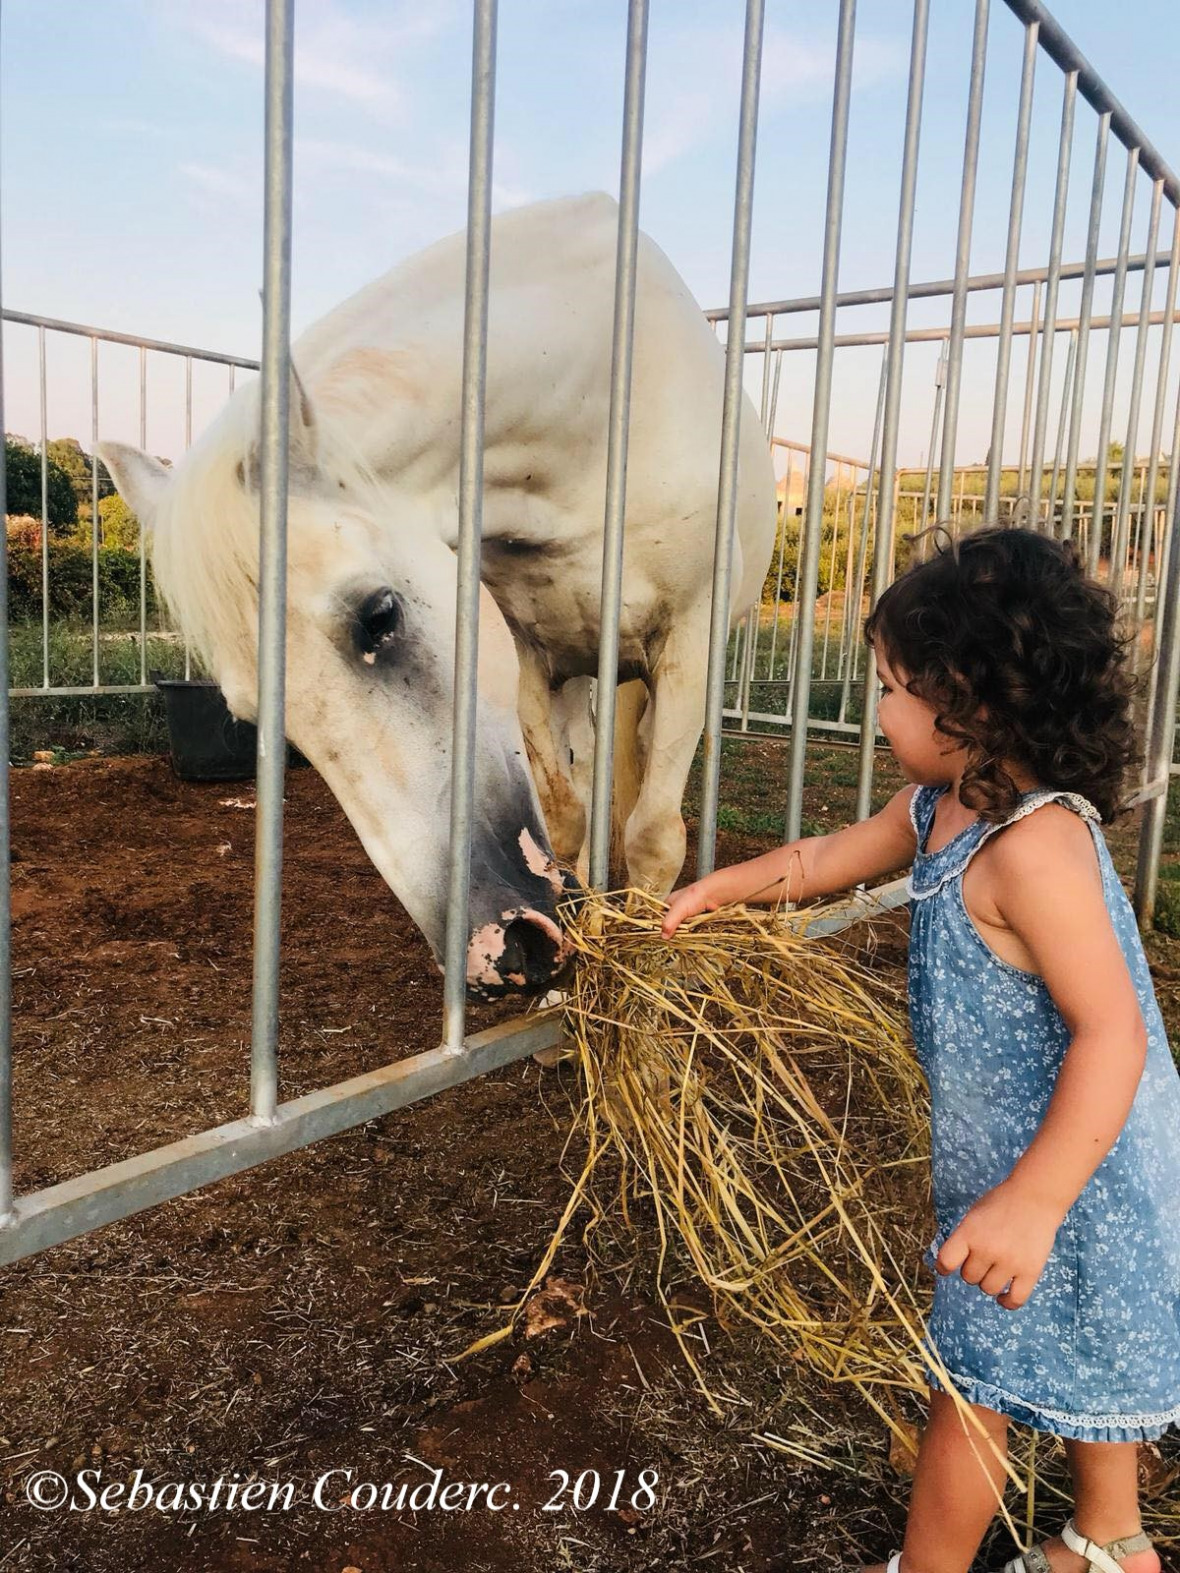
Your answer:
0;312;258;697
1;0;1179;1267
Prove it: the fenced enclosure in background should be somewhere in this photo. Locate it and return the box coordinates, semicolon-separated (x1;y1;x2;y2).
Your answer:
2;0;1180;1269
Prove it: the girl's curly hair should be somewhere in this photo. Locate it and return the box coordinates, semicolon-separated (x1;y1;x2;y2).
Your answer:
863;525;1142;825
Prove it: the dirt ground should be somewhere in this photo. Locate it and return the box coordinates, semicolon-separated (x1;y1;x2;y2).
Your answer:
0;749;1177;1572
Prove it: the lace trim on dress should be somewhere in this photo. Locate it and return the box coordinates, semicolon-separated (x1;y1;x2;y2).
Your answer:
908;789;1102;902
925;1357;1180;1439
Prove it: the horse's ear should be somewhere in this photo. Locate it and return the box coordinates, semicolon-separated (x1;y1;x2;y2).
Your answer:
290;361;316;455
240;363;318;492
96;443;170;530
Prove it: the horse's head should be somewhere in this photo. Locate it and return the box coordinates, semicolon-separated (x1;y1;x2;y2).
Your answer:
99;375;573;1002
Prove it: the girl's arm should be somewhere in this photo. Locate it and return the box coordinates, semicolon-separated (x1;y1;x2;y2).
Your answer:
935;804;1149;1311
992;807;1148;1207
661;784;918;937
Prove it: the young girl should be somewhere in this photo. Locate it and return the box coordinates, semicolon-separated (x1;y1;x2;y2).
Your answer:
662;528;1180;1573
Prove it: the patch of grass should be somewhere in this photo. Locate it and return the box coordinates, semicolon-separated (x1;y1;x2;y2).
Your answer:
7;620;192;762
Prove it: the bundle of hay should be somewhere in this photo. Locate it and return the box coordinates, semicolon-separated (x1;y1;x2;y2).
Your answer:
458;888;1178;1550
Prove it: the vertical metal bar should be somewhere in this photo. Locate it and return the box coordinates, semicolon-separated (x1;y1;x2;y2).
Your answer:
759;312;773;427
1135;375;1180;929
729;612;746;683
1110;176;1161;598
841;350;887;722
784;0;856;843
837;478;856;681
984;17;1037;523
1047;328;1076;530
936;0;988;527
1086;142;1139;576
1061;113;1111;543
767;449;792;680
1130;465;1147;606
855;0;929;818
589;0;648;890
39;327;49;690
1135;204;1180;634
919;344;945;546
696;0;766;876
0;131;11;1224
786;454;808;689
138;346;148;686
91;337;100;688
1029;71;1077;519
1017;277;1041;503
767;347;783;440
820;461;843;680
739;592;758;729
249;0;295;1118
184;357;194;679
442;0;497;1048
1144;387;1180;766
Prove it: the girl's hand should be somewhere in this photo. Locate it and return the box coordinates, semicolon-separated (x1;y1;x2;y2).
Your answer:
661;877;727;938
935;1180;1065;1311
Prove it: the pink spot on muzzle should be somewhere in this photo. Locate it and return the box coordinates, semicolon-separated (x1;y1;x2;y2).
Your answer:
465;906;567;992
518;827;565;895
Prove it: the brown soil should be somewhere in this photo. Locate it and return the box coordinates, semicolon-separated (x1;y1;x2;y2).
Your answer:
0;752;1175;1572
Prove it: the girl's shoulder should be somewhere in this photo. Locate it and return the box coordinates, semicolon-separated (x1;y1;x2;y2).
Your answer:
971;793;1104;892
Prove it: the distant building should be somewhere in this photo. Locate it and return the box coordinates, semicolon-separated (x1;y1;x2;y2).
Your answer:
775;460;807;517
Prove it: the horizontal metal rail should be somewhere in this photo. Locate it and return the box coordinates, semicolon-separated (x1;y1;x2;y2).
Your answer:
0;1011;560;1265
9;684;156;699
772;436;870;470
740;308;1177;356
2;0;1179;1279
0;867;906;1267
1;309;257;370
1001;0;1180;203
706;248;1174;323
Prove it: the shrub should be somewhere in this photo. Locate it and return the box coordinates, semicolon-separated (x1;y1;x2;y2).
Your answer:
3;437;78;533
7;545;161;624
98;494;141;550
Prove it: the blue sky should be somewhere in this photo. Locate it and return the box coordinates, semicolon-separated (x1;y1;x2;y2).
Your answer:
2;1;1179;475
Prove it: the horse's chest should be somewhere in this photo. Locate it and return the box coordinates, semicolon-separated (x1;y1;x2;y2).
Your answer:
479;545;654;684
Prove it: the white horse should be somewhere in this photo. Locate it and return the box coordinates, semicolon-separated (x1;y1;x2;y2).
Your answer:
100;193;776;998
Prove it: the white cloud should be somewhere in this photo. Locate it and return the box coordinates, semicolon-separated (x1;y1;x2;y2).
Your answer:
179;161;256;203
177;0;454;121
294;135;536;212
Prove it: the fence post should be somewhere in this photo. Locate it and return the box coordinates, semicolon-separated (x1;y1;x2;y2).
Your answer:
697;0;766;875
249;0;296;1116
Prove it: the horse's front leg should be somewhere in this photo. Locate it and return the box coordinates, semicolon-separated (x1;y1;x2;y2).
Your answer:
622;604;713;897
551;677;595;889
515;640;586;868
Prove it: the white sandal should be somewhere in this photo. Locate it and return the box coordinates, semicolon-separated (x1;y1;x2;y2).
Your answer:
1002;1515;1154;1573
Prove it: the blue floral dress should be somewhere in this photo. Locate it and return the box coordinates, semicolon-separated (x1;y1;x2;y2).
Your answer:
907;783;1180;1441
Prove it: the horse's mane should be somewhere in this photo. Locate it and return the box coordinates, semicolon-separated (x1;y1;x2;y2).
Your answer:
149;376;386;681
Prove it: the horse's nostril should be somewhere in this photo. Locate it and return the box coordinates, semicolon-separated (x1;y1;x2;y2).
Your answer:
499;914;562;990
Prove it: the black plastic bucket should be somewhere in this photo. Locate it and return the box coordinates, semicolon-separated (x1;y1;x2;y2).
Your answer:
153;676;307;782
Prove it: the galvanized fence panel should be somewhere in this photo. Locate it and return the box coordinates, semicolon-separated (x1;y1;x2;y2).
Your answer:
1;0;1179;1268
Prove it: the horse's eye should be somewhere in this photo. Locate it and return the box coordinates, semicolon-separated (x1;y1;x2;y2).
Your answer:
355;588;401;661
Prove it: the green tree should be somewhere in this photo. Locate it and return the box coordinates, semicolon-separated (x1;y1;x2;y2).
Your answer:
47;436;115;505
98;493;140;550
3;437;78;534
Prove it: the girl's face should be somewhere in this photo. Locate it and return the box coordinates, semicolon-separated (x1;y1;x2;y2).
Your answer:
874;646;968;785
